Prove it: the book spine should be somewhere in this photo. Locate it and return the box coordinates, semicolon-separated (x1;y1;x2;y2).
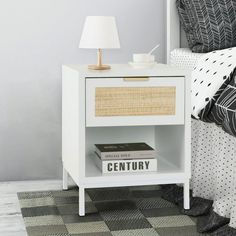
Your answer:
99;150;156;160
94;155;157;174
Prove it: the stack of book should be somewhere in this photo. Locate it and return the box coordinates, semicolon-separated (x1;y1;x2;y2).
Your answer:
94;142;157;174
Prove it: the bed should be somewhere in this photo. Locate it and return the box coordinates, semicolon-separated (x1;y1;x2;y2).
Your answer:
166;0;236;233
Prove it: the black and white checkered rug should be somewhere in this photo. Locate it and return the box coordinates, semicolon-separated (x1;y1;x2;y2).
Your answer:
18;186;208;236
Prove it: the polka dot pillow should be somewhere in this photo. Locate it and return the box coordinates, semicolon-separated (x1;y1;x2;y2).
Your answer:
191;47;236;118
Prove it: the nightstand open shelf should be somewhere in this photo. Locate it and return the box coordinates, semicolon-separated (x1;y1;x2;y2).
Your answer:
62;64;191;216
84;125;185;182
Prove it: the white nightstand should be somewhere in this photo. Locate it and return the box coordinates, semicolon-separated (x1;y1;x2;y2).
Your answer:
62;64;191;216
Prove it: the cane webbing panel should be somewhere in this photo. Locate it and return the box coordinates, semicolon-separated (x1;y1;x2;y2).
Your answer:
95;87;176;117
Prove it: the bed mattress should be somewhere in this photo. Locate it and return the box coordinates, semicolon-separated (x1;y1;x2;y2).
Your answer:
170;48;204;70
171;48;236;229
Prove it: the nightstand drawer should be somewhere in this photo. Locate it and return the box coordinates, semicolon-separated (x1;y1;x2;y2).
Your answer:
86;77;185;127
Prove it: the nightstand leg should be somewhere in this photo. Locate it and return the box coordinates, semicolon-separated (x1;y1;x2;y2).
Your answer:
184;181;190;209
62;166;68;190
79;187;85;216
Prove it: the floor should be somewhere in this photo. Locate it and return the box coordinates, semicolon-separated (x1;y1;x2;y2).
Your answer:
0;180;64;236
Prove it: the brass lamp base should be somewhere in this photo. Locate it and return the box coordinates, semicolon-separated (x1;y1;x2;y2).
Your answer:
88;64;111;70
88;48;111;70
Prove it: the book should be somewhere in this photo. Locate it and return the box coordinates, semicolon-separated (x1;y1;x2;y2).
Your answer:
95;142;156;160
94;152;157;174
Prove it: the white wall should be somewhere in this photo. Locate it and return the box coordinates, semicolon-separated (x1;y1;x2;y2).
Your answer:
0;0;165;181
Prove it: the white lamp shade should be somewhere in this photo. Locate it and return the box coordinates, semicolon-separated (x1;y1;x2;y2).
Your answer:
79;16;120;49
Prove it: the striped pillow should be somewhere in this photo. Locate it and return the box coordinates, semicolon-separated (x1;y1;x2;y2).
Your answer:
176;0;236;53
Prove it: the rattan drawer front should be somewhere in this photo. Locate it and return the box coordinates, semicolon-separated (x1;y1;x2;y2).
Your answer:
95;87;176;117
86;77;185;127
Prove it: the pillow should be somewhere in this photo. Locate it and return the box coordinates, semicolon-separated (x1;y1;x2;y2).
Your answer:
176;0;236;53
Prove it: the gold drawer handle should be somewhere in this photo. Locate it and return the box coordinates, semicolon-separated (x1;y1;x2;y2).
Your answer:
123;77;149;82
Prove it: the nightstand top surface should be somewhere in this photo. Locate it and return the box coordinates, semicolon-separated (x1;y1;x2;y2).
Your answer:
63;64;188;78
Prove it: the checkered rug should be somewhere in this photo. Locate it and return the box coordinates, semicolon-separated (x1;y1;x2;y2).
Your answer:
18;186;209;236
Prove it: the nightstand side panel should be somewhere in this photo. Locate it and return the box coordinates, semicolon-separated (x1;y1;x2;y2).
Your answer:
62;66;85;185
184;74;191;178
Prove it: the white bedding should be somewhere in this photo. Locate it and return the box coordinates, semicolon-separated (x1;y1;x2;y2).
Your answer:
171;48;236;228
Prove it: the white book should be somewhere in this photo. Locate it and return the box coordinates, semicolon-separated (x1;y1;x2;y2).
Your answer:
96;150;156;160
94;153;157;174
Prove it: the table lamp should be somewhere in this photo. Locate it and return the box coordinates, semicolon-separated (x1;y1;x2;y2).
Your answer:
79;16;120;70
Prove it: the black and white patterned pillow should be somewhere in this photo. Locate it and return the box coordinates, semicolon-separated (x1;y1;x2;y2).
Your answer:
191;47;236;118
176;0;236;53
